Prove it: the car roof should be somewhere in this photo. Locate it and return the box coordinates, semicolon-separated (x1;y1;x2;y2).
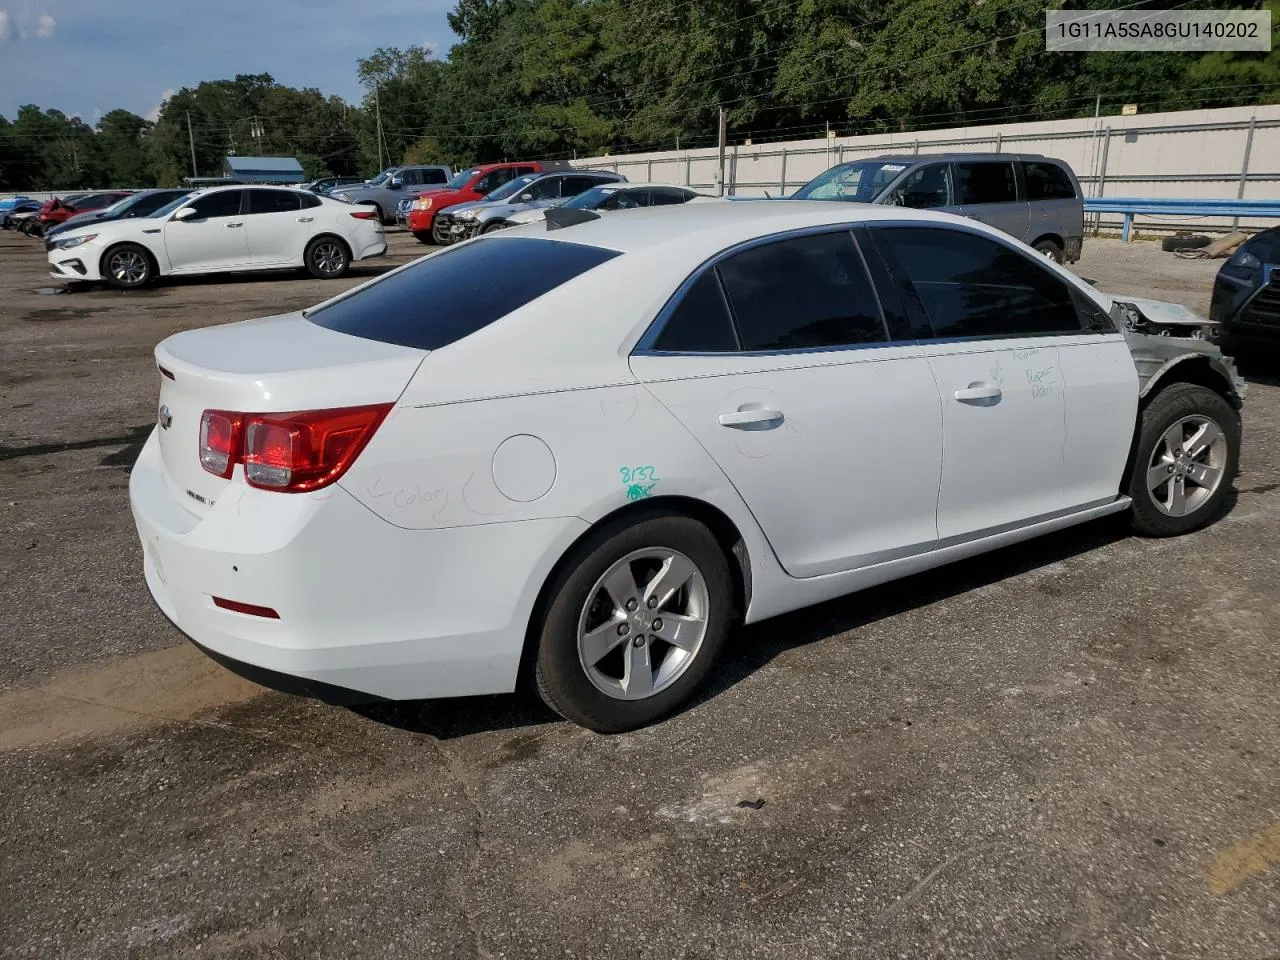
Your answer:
530;198;970;255
843;152;1066;164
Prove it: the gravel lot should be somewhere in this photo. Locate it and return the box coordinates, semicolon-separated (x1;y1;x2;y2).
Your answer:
1;229;1278;960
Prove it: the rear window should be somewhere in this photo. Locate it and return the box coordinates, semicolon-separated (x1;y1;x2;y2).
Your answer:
1022;161;1077;200
307;237;621;350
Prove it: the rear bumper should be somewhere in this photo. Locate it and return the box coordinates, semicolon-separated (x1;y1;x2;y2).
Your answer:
129;429;586;701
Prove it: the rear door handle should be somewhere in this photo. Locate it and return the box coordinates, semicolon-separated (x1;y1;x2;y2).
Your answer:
718;407;784;429
226;222;243;229
297;217;314;223
954;382;1002;403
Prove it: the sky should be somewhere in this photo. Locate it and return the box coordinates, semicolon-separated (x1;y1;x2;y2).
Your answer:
0;0;459;123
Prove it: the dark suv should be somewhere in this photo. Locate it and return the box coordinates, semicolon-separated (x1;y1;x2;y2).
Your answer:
793;153;1085;263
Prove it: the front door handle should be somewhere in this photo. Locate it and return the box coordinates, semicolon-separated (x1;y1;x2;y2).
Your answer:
225;222;243;229
718;406;784;429
954;382;1002;403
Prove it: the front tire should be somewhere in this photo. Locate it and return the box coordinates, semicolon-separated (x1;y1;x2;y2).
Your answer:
101;243;155;289
412;230;433;245
305;236;350;279
481;220;509;234
1128;383;1240;537
534;512;734;733
1033;238;1065;264
432;220;454;246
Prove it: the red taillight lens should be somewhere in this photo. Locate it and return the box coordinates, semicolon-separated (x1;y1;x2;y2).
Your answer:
199;410;243;478
349;209;379;220
198;404;392;492
212;596;280;619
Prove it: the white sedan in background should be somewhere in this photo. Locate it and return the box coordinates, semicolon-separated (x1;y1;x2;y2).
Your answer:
48;186;386;289
130;201;1242;732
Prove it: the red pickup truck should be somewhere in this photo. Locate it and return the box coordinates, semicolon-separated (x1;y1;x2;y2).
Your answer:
406;160;569;243
38;192;133;230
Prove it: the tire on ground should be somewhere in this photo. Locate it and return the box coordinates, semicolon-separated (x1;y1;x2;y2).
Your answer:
304;235;351;280
100;243;155;290
534;510;734;733
1127;382;1240;537
1032;238;1065;264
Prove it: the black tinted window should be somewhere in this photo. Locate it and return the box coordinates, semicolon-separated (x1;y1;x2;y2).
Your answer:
650;187;693;206
717;232;886;351
876;226;1083;338
562;176;607;196
188;191;243;219
955;162;1017;205
308;237;620;350
423;168;448;184
653;271;738;352
601;189;649;210
300;192;323;209
527;177;563;201
890;164;952;208
1022;161;1076;200
247;189;301;214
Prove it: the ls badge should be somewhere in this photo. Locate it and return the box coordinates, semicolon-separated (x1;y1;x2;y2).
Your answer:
158;404;173;430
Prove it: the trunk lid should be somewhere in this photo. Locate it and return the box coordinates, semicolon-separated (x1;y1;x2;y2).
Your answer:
153;312;426;514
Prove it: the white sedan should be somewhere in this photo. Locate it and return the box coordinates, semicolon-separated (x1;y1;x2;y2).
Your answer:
129;201;1243;732
48;186;386;289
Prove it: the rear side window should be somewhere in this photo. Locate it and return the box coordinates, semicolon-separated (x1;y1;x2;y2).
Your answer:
875;226;1083;338
717;231;887;351
650;187;694;206
300;192;323;209
526;177;564;201
1022;161;1077;200
247;190;301;214
423;168;449;184
307;237;621;350
601;189;649;210
653;271;738;352
955;162;1017;205
561;176;607;196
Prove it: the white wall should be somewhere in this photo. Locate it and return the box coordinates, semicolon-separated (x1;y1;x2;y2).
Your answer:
572;104;1280;234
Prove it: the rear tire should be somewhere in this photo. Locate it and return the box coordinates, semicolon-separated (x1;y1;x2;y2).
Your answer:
534;511;733;733
1033;238;1064;264
1127;383;1239;537
101;243;155;289
304;236;350;279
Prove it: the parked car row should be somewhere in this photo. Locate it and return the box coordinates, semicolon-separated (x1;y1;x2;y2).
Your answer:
44;185;386;288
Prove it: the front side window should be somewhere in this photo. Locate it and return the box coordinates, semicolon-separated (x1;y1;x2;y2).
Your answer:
1022;161;1077;201
473;169;509;195
307;237;621;350
875;226;1083;338
793;160;911;202
186;190;243;219
955;162;1018;205
247;189;301;214
526;176;564;201
601;189;649;210
717;231;887;351
887;164;952;209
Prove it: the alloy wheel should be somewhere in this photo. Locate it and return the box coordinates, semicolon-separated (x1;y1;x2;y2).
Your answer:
109;250;148;285
311;241;344;276
576;548;709;701
1146;414;1227;517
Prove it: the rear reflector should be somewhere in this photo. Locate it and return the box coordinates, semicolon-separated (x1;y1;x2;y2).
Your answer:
212;596;280;619
199;403;392;492
349;209;379;220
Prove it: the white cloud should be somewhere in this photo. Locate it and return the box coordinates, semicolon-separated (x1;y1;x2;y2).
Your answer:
0;11;12;43
420;39;438;57
35;12;53;38
146;89;175;123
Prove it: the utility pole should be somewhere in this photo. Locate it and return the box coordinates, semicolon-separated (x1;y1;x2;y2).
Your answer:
186;111;198;179
374;83;385;171
716;107;727;197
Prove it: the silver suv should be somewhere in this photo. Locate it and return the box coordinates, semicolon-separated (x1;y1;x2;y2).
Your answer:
793;153;1084;263
328;165;453;225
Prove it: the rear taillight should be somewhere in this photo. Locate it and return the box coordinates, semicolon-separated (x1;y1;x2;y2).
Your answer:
198;404;392;492
349;209;379;220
